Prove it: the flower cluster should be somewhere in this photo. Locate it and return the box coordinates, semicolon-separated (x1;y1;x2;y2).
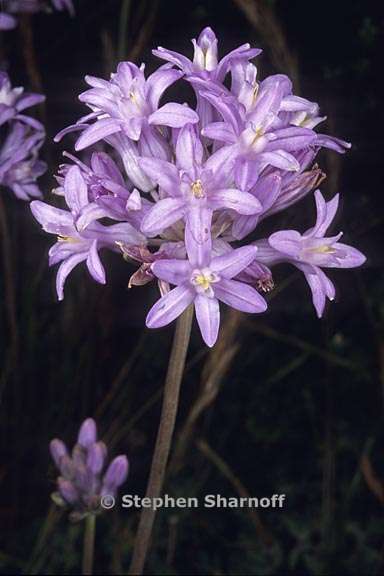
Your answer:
0;71;46;199
50;418;129;520
31;28;366;347
0;0;74;30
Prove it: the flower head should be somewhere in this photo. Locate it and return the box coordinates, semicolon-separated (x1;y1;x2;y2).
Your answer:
31;165;145;300
0;71;45;128
255;190;366;317
0;122;46;200
33;27;366;346
147;239;267;347
50;418;128;520
0;73;46;200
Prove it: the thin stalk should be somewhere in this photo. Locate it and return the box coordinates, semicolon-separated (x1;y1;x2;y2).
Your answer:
19;15;44;95
0;194;19;363
82;514;96;576
128;306;194;575
118;0;131;61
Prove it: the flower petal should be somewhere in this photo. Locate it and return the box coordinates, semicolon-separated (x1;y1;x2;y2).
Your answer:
139;123;170;161
310;190;339;237
86;240;106;284
76;203;110;231
185;204;212;244
194;294;220;347
259;150;300;172
268;230;302;258
148;103;199;128
201;122;237;144
139;157;180;196
31;200;75;237
15;93;45;112
328;243;366;268
111;134;153;192
146;67;184;110
315;134;351;153
0;12;17;30
146;284;194;328
296;263;335;318
175;124;203;172
234;156;260;191
152;47;193;73
267;127;316;152
214;278;267;313
211;246;258;278
141;197;186;236
75;118;121;151
232;214;259;240
64;166;88;214
185;222;211;268
209;188;262;215
56;253;88;301
151;259;191;285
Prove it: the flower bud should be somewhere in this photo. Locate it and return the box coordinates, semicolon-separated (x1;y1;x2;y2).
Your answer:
59;454;75;479
50;439;67;468
72;443;86;468
102;455;129;491
126;189;141;211
50;419;129;515
77;418;97;448
74;461;93;493
58;477;79;504
87;441;107;474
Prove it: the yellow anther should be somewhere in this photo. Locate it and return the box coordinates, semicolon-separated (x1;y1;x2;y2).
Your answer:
57;235;78;243
129;91;138;105
252;83;259;103
251;125;264;146
191;179;204;198
194;274;211;291
310;245;336;254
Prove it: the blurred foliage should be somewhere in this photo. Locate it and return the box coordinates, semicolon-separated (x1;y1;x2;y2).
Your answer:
0;0;383;574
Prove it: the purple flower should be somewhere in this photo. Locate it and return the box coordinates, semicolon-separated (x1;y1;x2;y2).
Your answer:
147;236;267;347
194;71;349;190
0;11;16;29
31;165;145;300
56;63;198;190
154;27;260;80
0;71;45;128
55;151;150;231
50;418;128;519
0;122;46;200
154;28;261;131
0;72;46;199
0;0;74;30
139;124;262;244
255;190;366;317
33;27;366;346
118;241;186;294
232;150;325;240
197;76;317;187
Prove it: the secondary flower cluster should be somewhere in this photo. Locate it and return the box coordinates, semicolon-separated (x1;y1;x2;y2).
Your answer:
0;0;74;30
50;418;129;520
31;28;366;346
0;71;46;200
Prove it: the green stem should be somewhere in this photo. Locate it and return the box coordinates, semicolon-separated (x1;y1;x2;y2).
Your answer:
82;514;96;576
128;306;194;575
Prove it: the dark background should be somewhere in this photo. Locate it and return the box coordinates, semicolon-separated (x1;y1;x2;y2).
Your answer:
0;0;383;573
